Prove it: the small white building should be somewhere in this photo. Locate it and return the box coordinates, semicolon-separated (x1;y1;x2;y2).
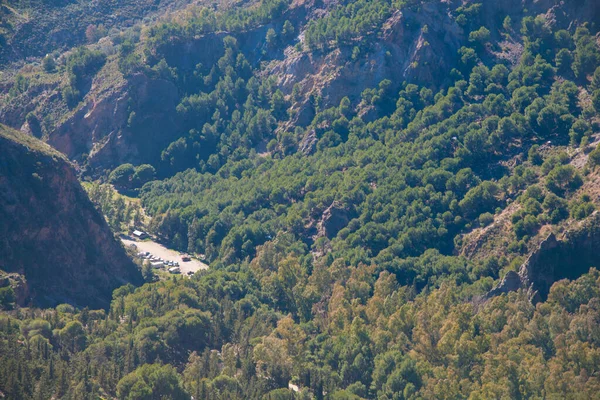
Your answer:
132;230;148;239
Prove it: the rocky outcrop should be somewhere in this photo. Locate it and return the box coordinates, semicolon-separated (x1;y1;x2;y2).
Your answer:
487;212;600;302
298;129;317;155
48;70;180;172
0;124;142;308
316;201;352;239
486;270;522;298
479;0;600;34
267;2;463;119
0;272;30;307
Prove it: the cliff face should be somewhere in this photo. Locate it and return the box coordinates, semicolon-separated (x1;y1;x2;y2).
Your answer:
488;212;600;302
47;70;180;172
266;1;463;126
0;124;142;309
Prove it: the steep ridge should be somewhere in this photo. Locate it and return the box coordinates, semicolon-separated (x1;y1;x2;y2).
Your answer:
0;124;142;308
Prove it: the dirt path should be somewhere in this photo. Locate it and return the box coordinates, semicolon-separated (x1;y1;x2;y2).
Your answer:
121;238;209;275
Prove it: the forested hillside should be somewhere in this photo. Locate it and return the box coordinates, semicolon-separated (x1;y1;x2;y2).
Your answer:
1;0;600;398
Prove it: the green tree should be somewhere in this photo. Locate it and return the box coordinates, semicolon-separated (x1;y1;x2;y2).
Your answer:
109;164;136;189
572;27;600;79
545;165;582;196
117;364;189;400
266;28;277;48
282;20;294;39
134;164;156;187
42;55;56;73
271;89;288;119
555;48;572;73
469;26;490;48
59;321;87;353
593;90;600;112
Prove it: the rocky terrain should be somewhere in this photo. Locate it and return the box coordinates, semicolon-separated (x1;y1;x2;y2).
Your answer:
0;0;600;398
0;124;142;308
0;0;201;66
6;0;598;175
489;211;600;302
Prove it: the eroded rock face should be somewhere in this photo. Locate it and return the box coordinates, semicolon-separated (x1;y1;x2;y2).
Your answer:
316;201;352;239
0;272;30;307
486;270;522;298
299;129;318;155
49;72;180;172
268;3;463;117
0;125;142;308
487;212;600;302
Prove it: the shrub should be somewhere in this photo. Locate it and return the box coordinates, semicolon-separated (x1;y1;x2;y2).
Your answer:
588;143;600;168
479;212;494;226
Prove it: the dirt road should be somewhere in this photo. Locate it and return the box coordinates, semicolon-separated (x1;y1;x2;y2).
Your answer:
121;238;209;275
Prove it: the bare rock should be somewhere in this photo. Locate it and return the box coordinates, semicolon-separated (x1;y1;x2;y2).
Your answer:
299;129;318;155
316;201;352;239
486;212;600;303
487;270;522;298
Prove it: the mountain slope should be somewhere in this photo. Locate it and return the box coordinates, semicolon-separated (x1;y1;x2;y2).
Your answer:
0;124;142;308
1;0;600;399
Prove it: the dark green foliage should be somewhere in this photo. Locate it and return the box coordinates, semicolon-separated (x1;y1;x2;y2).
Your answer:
545;165;582;196
588;143;600;168
459;182;501;219
138;11;598;268
2;266;600;399
593;90;600;112
469;26;490;49
304;0;394;51
133;164;156;186
572;26;600;79
8;74;29;97
62;47;106;107
42;55;56;73
0;287;15;309
117;364;188;400
282;20;294;39
25;112;42;138
555;48;572;73
592;67;600;91
570;194;595;220
266;28;277;48
124;33;290;175
109;163;136;188
109;164;157;190
118;40;143;77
